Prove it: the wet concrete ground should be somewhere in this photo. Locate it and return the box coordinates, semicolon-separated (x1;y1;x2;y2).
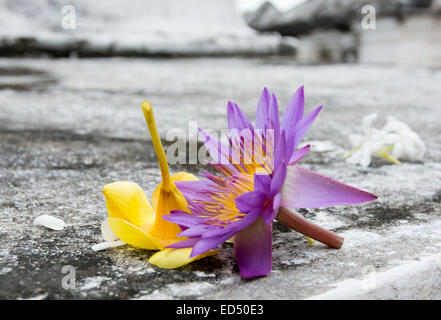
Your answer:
0;57;440;299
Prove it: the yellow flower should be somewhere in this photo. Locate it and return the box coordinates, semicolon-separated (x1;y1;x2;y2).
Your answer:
100;101;217;268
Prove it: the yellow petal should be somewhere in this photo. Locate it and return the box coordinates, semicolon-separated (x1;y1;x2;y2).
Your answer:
108;218;160;250
150;172;198;247
170;171;199;182
148;248;219;269
149;184;191;247
151;171;198;211
103;181;155;227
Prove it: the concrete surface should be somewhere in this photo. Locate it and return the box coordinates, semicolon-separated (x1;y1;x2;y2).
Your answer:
0;57;440;299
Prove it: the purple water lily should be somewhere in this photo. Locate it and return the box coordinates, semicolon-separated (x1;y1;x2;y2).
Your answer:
164;87;377;278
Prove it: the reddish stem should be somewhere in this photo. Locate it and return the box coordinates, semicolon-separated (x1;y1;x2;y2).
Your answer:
276;207;344;249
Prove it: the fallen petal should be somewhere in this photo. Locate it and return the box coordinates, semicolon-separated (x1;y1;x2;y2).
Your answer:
33;215;65;231
92;240;126;252
101;218;119;242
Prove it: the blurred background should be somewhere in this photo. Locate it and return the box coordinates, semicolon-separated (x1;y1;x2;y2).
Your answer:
1;0;440;138
1;0;440;64
1;0;441;300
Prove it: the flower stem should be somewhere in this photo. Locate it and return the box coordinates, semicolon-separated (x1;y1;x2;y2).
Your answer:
374;145;401;165
141;101;172;191
276;207;344;249
342;143;363;160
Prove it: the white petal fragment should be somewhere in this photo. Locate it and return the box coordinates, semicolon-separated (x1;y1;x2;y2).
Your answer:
101;218;119;242
92;240;126;252
33;215;66;231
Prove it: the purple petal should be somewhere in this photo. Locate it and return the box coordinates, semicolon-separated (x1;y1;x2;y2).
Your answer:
201;206;261;239
235;190;267;213
284;133;295;163
201;225;231;239
281;166;377;209
255;87;271;130
175;180;216;201
273;131;286;171
256;92;280;148
281;86;304;133
268;93;280;144
292;105;323;149
167;238;200;249
163;212;203;227
273;192;282;214
260;201;275;224
199;128;238;171
227;101;254;132
228;127;255;168
229;208;261;233
260;192;281;224
178;224;216;237
253;173;271;194
234;217;272;278
288;144;310;165
190;232;234;257
270;160;286;197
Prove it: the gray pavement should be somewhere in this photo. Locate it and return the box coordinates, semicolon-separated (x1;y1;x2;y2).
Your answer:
0;57;440;299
